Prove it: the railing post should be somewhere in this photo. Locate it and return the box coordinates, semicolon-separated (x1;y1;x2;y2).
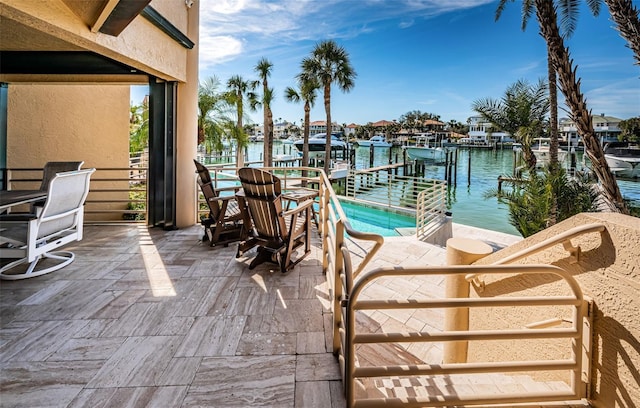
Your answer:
444;237;493;363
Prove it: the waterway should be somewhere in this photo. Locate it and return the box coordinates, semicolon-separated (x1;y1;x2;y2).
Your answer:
238;142;640;236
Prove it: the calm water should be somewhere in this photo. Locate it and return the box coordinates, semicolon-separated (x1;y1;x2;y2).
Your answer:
250;142;640;236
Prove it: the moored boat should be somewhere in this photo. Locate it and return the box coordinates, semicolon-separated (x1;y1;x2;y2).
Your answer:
354;135;392;148
293;133;347;153
329;160;350;180
402;134;448;162
604;142;640;178
532;138;568;167
404;145;447;162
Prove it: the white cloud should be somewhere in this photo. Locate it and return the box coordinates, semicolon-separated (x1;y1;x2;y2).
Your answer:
512;61;542;76
198;35;243;67
208;0;249;14
583;77;640;118
399;19;415;29
197;0;496;65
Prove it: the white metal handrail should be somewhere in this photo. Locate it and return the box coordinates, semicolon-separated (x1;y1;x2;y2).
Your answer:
465;223;606;288
342;264;590;408
415;181;448;241
344;170;445;211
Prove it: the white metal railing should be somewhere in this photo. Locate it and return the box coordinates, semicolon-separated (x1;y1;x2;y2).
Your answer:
344;170;445;210
342;169;448;241
341;264;591;408
465;223;607;290
415;180;448;241
201;163;594;407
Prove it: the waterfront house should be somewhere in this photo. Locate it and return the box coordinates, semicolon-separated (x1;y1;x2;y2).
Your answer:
559;113;624;147
273;120;292;139
467;115;514;145
344;123;358;139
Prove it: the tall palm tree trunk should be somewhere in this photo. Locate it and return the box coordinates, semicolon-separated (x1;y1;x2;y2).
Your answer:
323;84;332;175
236;98;245;168
605;0;640;65
548;51;559;169
263;107;270;167
236;120;245;168
302;103;311;186
266;106;273;167
548;48;559;226
535;0;627;213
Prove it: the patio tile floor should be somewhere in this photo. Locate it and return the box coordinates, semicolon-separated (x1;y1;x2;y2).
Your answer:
0;224;348;408
1;223;523;407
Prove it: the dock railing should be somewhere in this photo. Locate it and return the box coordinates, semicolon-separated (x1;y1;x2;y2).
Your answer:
343;169;449;240
344;169;446;210
415;180;448;242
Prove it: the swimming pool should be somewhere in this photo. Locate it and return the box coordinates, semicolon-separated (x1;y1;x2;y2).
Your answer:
337;199;416;237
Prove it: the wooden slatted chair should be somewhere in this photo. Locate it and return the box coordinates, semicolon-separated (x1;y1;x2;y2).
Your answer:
236;167;313;273
193;160;245;246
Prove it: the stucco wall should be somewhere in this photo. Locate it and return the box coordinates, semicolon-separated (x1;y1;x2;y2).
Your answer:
469;213;640;408
7;84;130;221
1;0;190;81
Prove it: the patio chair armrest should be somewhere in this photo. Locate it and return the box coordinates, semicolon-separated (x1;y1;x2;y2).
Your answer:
0;213;37;222
282;199;314;217
215;185;242;193
208;194;237;203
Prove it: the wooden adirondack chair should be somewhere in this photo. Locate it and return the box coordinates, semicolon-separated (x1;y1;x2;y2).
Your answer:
236;167;313;273
193;160;245;246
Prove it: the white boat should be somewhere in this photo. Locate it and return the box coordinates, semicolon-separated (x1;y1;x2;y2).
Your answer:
532;138;568;167
273;153;301;163
329;160;350;180
293;133;347;153
281;136;299;145
402;134;447;162
604;142;640;178
354;135;392;148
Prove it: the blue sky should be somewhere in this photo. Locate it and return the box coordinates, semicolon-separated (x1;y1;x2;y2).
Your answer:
135;0;639;126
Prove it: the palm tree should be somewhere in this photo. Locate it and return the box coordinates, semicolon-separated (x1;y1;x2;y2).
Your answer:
496;2;564;171
300;40;356;174
129;99;149;155
255;58;275;167
602;0;640;65
497;0;628;212
284;77;319;180
535;0;627;212
487;167;598;237
198;76;229;154
226;75;255;168
472;79;549;171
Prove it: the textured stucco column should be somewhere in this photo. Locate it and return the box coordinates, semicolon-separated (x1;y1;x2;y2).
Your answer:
444;237;493;363
175;2;200;228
